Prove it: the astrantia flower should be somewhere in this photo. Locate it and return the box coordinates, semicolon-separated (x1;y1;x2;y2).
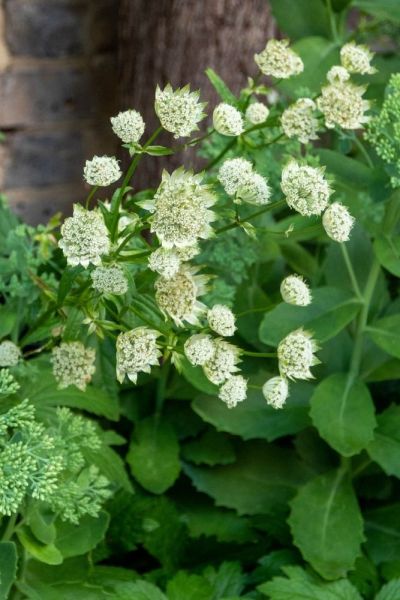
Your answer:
322;202;355;242
207;304;236;337
327;65;350;84
148;248;181;279
51;342;96;390
218;158;253;196
0;341;20;368
175;244;201;262
184;334;215;366
245;102;269;124
281;98;319;144
145;168;216;249
317;80;370;130
340;42;376;75
213;103;244;137
111;109;145;143
219;375;247;408
83;156;121;187
91;265;128;295
237;172;271;205
280;274;311;306
155;84;207;138
262;376;289;409
116;327;161;384
203;339;241;385
278;329;319;381
155;266;208;327
59;204;110;267
281;162;331;216
254;39;303;79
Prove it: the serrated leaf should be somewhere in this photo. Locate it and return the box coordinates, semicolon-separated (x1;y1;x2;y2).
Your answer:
184;441;310;515
127;417;180;493
203;561;245;598
192;383;311;442
289;470;364;580
118;581;167;600
376;579;400;600
182;503;253;544
367;315;400;359
167;572;213;600
259;288;361;347
367;404;400;477
182;430;236;466
310;374;376;456
0;541;18;599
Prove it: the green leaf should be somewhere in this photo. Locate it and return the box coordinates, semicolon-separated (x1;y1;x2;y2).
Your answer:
181;358;219;395
365;504;400;564
127;417;180;494
22;368;119;421
27;507;56;545
57;267;82;306
118;581;167;600
310;374;376;456
352;0;400;22
83;444;133;493
184;441;310;515
182;430;235;466
259;565;362;599
0;306;17;339
269;0;331;39
203;562;245;598
367;315;400;359
289;469;364;580
182;503;253;543
0;541;18;599
315;149;379;189
55;511;109;558
192;383;311;442
145;145;174;156
367;404;400;477
374;234;400;277
17;527;63;565
205;68;238;106
259;287;361;347
376;579;400;600
166;572;213;600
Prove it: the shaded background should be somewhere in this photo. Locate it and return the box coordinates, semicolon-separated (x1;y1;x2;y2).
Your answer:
0;0;275;223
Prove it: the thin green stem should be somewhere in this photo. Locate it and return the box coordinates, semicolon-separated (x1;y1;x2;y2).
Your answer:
242;351;276;358
216;199;286;234
1;513;17;542
340;244;363;300
85;185;99;209
326;0;340;42
352;134;374;169
155;359;171;419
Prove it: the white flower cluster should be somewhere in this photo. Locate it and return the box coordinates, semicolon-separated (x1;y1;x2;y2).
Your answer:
148;248;181;279
59;204;110;267
155;84;207;138
218;158;271;205
317;74;370;130
262;376;289;409
213;103;244;136
184;334;215;366
116;327;161;383
278;329;319;381
155;266;208;327
327;65;350;84
144;168;216;249
245;102;269;124
51;342;96;391
111;109;145;143
281;98;319;144
91;265;128;295
254;39;303;79
0;341;21;367
203;339;241;386
322;202;354;242
207;304;236;336
219;374;247;408
340;42;376;75
281;161;331;216
83;156;121;187
280;275;311;306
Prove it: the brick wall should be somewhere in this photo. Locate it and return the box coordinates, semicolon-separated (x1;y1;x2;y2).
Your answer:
0;0;120;223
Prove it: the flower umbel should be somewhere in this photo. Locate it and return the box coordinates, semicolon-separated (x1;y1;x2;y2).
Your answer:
184;334;215;366
213;103;244;137
0;341;21;367
254;39;303;79
51;342;96;390
155;266;208;327
262;376;289;409
116;327;161;384
207;304;236;337
281;161;331;216
278;328;319;381
203;339;241;385
245;102;270;124
340;42;376;75
317;79;370;130
148;248;181;279
111;109;145;143
91;265;128;295
219;375;247;408
280;274;312;306
59;204;110;267
83;156;122;187
155;84;207;138
322;202;355;242
218;158;253;196
281;98;319;144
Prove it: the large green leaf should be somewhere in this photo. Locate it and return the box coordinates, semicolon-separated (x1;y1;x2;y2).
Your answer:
315;149;379;189
0;306;17;339
310;374;376;456
367;405;400;477
184;441;310;515
259;565;362;599
259;288;361;347
166;572;213;600
289;470;364;580
376;580;400;600
352;0;400;22
374;234;400;277
180;358;219;395
17;527;63;566
127;417;180;494
182;430;236;466
0;541;18;599
365;504;400;564
192;383;311;442
182;503;253;543
367;315;400;359
269;0;330;39
55;512;109;558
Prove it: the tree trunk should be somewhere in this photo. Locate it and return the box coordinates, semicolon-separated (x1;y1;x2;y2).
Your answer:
118;0;276;185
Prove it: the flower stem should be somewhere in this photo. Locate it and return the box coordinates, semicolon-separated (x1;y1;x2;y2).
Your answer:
242;351;276;358
155;359;171;420
85;185;99;209
216;199;286;234
340;244;363;300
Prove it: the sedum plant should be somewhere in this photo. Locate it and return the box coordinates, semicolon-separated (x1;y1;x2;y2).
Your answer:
2;1;400;598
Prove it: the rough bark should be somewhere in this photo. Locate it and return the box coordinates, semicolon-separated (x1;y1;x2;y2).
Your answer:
118;0;276;185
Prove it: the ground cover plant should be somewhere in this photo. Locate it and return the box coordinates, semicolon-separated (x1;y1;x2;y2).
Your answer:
1;0;400;598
